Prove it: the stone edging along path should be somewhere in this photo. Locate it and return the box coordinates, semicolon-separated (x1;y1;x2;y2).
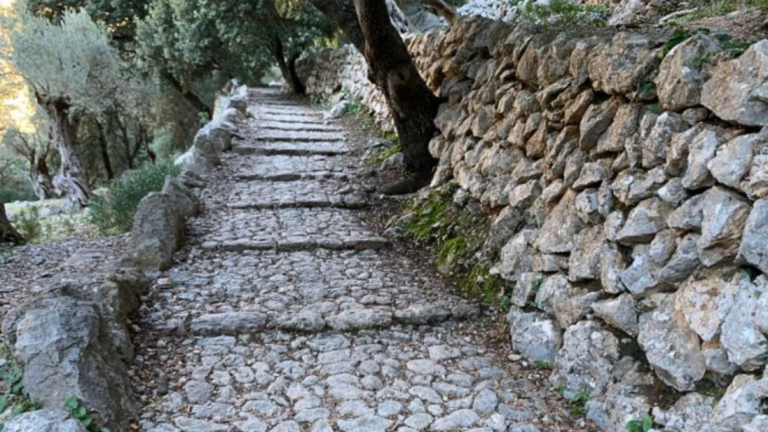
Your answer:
0;83;249;431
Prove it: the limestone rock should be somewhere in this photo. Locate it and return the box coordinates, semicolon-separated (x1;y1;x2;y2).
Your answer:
552;286;601;329
586;367;655;432
589;33;659;95
710;374;768;424
657;34;722;111
9;297;136;430
652;393;715;432
697;187;751;266
190;312;268;336
120;192;185;271
674;271;737;342
2;410;86;432
682;129;722;190
738;199;768;274
535;191;586;253
708;134;756;189
592;294;639;336
568;226;605;282
597;104;643;154
579;99;620;150
506;308;562;363
720;275;768;371
550;320;620;395
616;198;672;245
492;228;537;281
638;296;706;391
600;242;628;294
702;40;768;126
642;112;688;169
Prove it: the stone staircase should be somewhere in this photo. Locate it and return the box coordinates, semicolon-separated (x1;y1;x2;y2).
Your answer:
134;88;594;432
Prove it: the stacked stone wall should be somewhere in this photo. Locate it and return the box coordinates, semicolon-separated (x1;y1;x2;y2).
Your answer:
299;17;768;431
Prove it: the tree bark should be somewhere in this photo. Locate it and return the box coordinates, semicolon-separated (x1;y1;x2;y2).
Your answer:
162;72;212;117
272;37;306;95
41;97;91;208
353;0;439;176
96;120;115;181
421;0;457;24
30;152;55;200
0;204;24;245
308;0;365;52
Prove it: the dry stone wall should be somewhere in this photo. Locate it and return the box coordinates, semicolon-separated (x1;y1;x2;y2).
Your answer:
299;17;768;432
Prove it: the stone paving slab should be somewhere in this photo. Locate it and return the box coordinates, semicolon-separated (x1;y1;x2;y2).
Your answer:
254;112;329;124
226;154;360;180
225;181;366;210
196;208;386;252
253;130;346;142
261;121;343;132
233;142;351;157
142;249;477;335
137;324;577;432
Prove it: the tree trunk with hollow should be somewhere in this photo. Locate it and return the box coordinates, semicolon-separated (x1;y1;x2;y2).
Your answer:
30;153;55;200
353;0;439;175
41;97;91;208
0;204;24;245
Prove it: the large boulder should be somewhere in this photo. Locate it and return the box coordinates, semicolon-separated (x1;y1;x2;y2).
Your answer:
656;34;722;111
702;41;768;126
119;192;185;271
588;32;659;96
4;297;136;431
2;410;86;432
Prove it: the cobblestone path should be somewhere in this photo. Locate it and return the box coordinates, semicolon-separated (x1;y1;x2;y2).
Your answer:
134;89;594;432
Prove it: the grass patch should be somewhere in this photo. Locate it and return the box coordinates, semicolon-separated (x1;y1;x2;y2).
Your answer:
402;184;510;308
88;161;181;235
365;143;402;166
668;0;768;24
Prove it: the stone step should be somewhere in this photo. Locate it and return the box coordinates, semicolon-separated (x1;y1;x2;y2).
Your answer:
197;208;386;253
258;109;322;118
228;154;360;178
257;114;329;124
144;248;478;337
236;171;352;182
225;180;366;210
253;131;346;142
233;142;350;157
261;121;343;132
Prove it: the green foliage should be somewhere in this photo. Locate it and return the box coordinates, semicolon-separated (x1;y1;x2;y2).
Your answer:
634;82;657;101
568;390;590;416
12;206;42;243
691;53;714;68
518;0;610;28
3;4;123;115
365;144;402;166
88;161;181;234
715;34;751;56
533;360;553;370
626;414;654;432
403;185;510;308
669;0;768;23
661;29;691;58
63;396;111;432
0;345;38;425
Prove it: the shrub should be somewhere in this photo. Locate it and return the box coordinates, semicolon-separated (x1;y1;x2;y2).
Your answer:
13;206;43;243
518;0;610;28
89;161;181;234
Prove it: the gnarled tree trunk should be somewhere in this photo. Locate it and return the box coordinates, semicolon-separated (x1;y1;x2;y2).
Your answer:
353;0;439;177
273;37;306;95
42;97;91;208
309;0;440;188
30;153;55;200
0;204;24;245
163;72;212;117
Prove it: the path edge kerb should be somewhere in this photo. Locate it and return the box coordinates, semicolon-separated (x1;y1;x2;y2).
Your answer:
0;81;249;431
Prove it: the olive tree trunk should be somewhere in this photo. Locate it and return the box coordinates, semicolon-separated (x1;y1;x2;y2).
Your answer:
0;204;24;244
353;0;439;176
272;37;306;95
309;0;440;181
30;153;55;200
42;98;92;208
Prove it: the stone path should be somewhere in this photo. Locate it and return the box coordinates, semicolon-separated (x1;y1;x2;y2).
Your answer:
133;88;595;432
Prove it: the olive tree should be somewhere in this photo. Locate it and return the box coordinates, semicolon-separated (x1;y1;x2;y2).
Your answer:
0;203;24;244
2;4;123;207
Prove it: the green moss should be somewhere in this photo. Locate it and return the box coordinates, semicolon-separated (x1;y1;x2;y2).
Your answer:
364;144;402;166
402;185;510;309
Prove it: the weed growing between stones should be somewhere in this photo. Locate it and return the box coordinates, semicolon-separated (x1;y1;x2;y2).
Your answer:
0;346;37;427
63;397;111;432
625;414;654;432
401;183;509;309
